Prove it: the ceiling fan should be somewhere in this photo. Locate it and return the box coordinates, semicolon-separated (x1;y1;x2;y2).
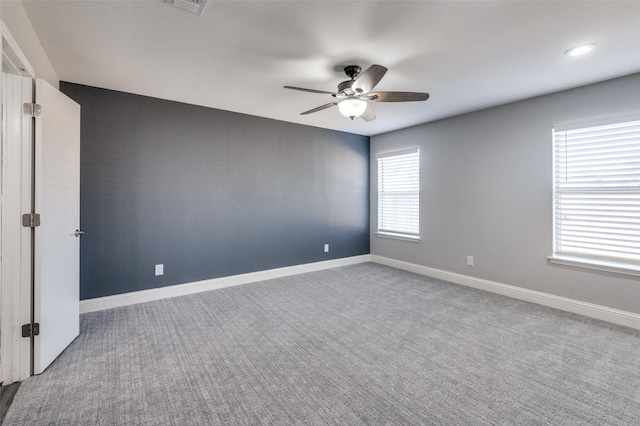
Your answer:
284;64;429;121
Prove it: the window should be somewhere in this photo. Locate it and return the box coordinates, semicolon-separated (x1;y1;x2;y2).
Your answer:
551;116;640;274
377;148;420;240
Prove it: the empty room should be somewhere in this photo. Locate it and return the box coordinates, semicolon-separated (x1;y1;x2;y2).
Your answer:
1;0;639;424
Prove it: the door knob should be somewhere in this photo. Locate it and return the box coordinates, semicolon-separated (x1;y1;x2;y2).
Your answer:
74;229;85;237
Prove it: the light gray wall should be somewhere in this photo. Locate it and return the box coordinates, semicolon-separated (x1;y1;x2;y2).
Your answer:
371;72;640;315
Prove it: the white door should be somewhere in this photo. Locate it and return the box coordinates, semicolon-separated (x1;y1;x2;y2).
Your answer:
33;78;81;374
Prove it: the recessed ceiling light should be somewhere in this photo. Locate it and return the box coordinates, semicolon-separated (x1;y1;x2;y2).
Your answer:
565;43;597;57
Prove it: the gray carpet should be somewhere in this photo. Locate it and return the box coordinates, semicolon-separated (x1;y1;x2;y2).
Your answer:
5;263;640;425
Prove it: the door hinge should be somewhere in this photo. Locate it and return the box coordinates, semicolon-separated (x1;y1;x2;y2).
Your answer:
22;213;41;228
23;103;42;118
22;323;40;338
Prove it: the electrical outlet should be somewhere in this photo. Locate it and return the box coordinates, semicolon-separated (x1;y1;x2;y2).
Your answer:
324;243;329;253
155;264;164;276
466;256;474;266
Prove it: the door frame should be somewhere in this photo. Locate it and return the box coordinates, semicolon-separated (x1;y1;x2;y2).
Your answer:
1;21;36;385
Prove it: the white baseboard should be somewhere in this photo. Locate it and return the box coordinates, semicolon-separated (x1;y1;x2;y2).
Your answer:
371;255;640;330
80;255;372;314
81;253;640;331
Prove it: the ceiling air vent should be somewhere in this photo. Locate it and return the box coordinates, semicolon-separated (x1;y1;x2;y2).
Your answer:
167;0;207;15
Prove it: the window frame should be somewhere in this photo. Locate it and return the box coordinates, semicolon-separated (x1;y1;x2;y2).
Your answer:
548;114;640;277
376;148;421;242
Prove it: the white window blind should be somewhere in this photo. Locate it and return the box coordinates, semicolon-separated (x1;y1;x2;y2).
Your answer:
377;149;420;238
552;117;640;267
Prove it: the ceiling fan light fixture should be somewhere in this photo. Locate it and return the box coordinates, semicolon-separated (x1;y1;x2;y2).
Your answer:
338;99;367;120
285;64;429;122
565;43;597;57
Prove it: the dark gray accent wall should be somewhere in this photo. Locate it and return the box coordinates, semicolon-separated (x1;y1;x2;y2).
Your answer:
371;72;640;315
60;82;369;300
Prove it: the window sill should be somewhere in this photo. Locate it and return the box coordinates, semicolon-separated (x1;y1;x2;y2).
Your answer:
548;255;640;278
375;232;421;242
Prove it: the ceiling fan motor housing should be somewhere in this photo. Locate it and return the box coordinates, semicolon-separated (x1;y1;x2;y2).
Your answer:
337;65;363;97
337;80;356;97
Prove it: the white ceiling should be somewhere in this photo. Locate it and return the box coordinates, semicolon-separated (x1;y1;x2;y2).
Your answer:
22;0;640;137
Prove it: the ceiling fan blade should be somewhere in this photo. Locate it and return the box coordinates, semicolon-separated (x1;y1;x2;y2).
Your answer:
366;91;430;102
300;102;339;115
284;86;336;95
360;103;376;122
352;65;388;94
